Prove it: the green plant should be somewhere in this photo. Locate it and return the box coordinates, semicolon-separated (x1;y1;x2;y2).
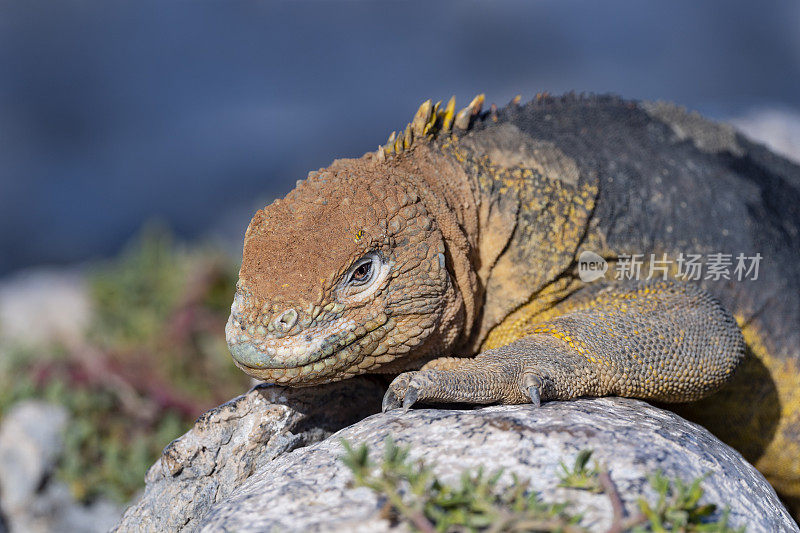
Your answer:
558;449;602;493
342;438;583;533
88;222;185;349
341;441;745;533
0;224;250;503
633;472;741;533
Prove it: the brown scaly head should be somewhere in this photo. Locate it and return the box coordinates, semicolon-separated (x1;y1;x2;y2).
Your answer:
227;160;465;385
227;95;487;385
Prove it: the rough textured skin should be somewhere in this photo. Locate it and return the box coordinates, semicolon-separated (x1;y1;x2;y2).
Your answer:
388;282;743;407
227;94;800;512
198;399;797;532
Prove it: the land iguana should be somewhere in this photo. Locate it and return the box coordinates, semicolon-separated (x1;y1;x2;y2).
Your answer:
225;94;800;514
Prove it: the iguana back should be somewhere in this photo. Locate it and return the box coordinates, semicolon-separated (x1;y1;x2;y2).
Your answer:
465;95;800;512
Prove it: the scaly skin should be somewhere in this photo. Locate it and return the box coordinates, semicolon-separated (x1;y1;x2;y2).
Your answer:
227;94;800;514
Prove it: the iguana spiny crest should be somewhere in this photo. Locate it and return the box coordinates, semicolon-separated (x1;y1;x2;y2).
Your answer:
376;93;488;161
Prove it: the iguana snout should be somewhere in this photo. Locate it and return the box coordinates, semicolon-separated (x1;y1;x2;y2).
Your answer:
225;286;391;383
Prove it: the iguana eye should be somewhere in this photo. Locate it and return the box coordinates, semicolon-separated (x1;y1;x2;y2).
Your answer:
338;252;390;302
347;254;379;286
351;261;372;283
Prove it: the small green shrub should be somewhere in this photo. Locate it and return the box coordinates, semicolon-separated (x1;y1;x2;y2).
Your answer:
341;440;745;533
633;472;738;533
557;449;602;493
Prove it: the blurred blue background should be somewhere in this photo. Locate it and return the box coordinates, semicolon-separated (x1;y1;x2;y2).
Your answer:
2;0;799;275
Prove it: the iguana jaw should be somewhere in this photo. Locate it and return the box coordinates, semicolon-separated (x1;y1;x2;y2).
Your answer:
225;305;392;384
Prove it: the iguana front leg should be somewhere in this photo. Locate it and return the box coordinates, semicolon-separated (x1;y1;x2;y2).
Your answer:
382;281;746;411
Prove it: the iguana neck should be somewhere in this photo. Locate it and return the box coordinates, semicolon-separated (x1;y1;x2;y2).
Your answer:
383;130;597;356
435;131;598;352
378;144;480;355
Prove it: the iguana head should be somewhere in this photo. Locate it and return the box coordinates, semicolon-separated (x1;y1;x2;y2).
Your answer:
226;155;466;385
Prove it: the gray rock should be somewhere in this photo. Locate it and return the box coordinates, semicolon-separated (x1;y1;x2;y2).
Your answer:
13;481;122;533
0;401;69;512
641;100;745;157
0;267;91;348
0;400;123;533
114;378;384;532
196;398;797;533
730;107;800;165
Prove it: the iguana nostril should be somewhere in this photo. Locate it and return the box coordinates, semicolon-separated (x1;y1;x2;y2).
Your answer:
274;308;298;332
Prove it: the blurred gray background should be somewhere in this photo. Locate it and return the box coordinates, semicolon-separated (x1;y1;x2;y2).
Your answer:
2;0;799;275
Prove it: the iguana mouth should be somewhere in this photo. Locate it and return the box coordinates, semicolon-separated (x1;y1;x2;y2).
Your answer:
225;312;389;384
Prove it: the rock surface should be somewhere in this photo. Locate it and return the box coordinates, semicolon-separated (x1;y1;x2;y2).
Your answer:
0;401;68;512
114;378;385;532
115;390;797;532
731;107;800;165
0;267;91;348
0;400;123;533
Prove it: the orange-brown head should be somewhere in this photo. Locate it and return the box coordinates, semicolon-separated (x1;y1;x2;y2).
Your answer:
226;155;466;385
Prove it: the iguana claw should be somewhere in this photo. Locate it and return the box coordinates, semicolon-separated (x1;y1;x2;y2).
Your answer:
382;372;414;412
523;374;542;407
528;385;541;407
381;389;402;412
402;387;419;412
381;380;419;412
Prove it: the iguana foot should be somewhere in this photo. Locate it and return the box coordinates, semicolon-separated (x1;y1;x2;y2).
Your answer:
381;355;546;412
381;373;415;412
